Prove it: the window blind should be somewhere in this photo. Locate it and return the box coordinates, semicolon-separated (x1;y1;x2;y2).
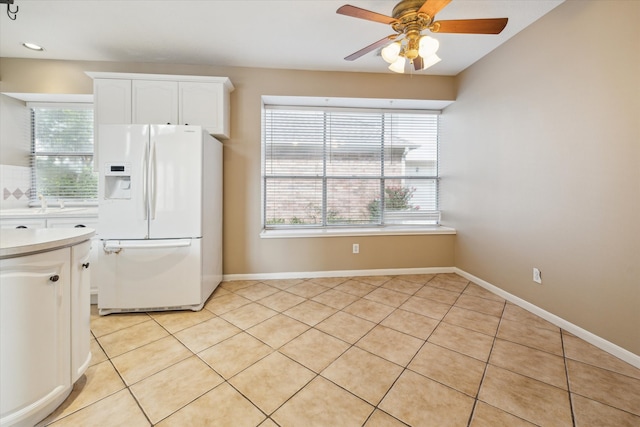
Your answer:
263;105;440;228
30;106;97;202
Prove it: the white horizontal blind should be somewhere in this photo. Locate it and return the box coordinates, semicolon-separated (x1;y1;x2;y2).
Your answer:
30;106;97;202
263;106;440;228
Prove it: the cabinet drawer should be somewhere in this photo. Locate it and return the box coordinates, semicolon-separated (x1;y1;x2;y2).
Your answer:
47;218;98;230
0;218;47;229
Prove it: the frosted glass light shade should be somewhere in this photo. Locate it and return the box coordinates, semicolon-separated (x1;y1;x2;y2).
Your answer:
381;42;401;64
388;56;406;73
422;53;442;69
418;36;439;58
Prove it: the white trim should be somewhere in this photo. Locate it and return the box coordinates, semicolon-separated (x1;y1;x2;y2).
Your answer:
453;268;640;369
260;226;456;239
261;95;452;111
222;266;639;368
27;101;93;109
3;93;93;104
84;72;234;91
222;266;455;282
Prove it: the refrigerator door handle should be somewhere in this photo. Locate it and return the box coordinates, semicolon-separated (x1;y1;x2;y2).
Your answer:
142;141;149;220
150;140;157;220
103;239;193;251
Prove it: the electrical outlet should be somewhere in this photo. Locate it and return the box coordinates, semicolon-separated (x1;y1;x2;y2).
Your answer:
533;268;542;284
352;243;359;254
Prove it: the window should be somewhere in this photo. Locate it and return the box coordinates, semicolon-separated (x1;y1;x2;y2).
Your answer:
262;104;440;230
30;105;97;203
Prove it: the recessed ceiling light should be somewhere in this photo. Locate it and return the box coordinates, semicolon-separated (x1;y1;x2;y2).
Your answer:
22;42;44;51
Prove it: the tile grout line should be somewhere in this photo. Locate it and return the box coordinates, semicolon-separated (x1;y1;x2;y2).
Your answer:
467;286;506;427
79;273;639;426
357;276;453;426
560;329;578;427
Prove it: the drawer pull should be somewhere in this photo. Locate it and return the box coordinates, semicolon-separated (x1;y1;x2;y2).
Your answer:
74;224;86;228
82;263;90;269
49;275;60;282
16;225;27;229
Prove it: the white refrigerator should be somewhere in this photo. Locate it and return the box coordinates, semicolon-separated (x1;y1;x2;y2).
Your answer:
96;125;222;315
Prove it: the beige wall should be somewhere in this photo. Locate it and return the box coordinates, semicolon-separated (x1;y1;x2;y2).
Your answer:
0;59;457;275
441;1;640;354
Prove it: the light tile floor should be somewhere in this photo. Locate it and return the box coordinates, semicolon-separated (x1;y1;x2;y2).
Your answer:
40;273;640;426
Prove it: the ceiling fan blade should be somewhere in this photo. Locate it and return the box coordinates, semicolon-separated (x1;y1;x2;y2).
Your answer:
337;5;396;25
344;35;398;61
431;18;508;34
413;56;425;71
418;0;452;18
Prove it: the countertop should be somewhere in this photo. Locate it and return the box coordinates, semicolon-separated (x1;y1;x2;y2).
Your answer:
0;207;98;219
0;228;95;259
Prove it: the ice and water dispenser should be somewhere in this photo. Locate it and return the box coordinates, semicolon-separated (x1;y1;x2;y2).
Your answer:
104;163;132;199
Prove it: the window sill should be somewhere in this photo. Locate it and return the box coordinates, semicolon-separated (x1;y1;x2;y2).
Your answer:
260;226;456;239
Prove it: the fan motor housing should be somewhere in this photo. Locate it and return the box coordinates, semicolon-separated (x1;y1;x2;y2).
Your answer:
391;0;433;36
392;0;428;19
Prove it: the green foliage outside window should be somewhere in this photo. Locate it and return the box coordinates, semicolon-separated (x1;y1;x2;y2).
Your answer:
367;186;419;220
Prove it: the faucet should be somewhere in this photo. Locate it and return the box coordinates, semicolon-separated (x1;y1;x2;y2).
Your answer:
38;194;47;212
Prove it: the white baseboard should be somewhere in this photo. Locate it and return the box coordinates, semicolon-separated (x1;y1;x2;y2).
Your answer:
454;268;640;369
224;266;639;369
222;266;455;282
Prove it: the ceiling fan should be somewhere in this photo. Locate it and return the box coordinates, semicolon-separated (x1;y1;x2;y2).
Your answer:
337;0;508;73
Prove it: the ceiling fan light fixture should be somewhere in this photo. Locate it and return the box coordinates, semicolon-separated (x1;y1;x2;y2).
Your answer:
388;56;406;73
418;35;439;58
381;41;401;64
337;1;508;73
421;53;441;69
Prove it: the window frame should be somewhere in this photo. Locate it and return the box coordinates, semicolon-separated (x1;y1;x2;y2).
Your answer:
29;102;97;206
261;101;442;234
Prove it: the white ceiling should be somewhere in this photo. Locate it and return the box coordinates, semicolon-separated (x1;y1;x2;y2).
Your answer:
0;0;564;76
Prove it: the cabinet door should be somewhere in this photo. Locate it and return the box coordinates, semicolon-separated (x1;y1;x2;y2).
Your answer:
71;240;92;382
179;82;229;137
93;79;132;170
133;80;178;125
47;218;99;300
0;248;71;425
94;79;132;125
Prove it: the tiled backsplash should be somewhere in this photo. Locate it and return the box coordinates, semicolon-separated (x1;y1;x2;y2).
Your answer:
0;164;31;209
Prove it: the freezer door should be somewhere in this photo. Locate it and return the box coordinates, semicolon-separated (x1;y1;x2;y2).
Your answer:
97;239;202;311
149;125;203;238
98;125;150;239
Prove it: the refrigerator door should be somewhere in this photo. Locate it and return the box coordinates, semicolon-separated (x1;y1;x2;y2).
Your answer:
149;125;203;238
97;238;202;313
98;125;150;239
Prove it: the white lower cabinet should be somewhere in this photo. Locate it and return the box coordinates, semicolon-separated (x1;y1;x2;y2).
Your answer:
0;248;71;427
71;240;92;383
0;240;92;427
47;218;99;302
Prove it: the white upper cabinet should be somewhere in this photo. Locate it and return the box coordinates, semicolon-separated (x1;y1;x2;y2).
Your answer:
87;72;233;139
132;80;179;125
179;81;228;134
93;79;132;125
